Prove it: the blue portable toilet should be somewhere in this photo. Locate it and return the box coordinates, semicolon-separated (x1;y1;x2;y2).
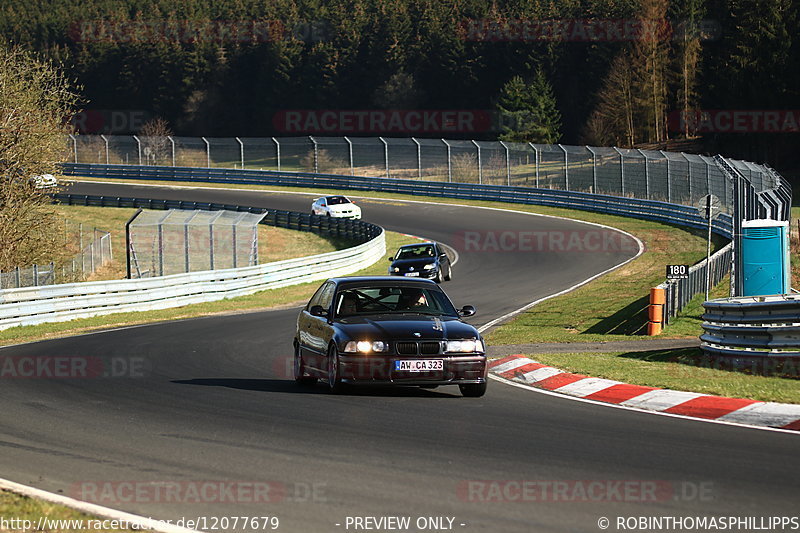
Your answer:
740;219;791;296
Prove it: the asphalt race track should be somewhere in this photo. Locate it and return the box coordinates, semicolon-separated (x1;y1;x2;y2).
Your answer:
0;181;797;533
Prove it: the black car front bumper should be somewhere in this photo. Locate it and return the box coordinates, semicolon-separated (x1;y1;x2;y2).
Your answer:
338;354;486;385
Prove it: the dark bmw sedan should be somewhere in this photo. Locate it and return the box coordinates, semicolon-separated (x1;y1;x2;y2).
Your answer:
293;277;487;396
388;242;452;282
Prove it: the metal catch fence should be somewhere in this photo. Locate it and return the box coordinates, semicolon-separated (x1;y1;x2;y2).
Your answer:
69;134;789;217
0;230;112;289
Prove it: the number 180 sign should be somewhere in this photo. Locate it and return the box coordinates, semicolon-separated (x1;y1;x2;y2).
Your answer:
666;264;689;279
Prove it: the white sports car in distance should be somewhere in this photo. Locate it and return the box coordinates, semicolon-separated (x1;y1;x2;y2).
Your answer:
311;195;362;219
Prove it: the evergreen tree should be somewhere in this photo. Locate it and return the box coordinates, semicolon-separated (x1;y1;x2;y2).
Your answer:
496;71;561;144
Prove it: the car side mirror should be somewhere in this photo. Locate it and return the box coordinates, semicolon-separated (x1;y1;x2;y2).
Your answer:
458;305;476;317
388;256;395;261
309;305;328;317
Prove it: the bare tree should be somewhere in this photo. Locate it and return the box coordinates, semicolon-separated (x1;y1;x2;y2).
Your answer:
140;117;174;165
0;45;80;271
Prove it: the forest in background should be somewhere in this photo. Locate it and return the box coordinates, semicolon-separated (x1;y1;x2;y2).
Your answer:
1;0;797;178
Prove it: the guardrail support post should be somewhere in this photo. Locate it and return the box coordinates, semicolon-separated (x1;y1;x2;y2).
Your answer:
648;287;665;335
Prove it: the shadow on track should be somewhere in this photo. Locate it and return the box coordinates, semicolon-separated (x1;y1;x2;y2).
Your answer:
172;378;462;398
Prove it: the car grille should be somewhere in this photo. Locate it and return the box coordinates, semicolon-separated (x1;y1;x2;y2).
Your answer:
395;341;441;355
420;342;441;354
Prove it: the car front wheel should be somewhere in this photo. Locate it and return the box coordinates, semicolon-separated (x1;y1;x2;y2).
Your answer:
459;382;487;397
327;344;345;393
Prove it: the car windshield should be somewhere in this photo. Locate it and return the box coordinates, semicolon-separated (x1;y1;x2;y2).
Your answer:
335;285;458;317
326;196;351;205
395;244;435;260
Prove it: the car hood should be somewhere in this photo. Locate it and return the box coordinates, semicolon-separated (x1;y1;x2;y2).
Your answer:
336;314;478;340
390;258;437;269
329;204;359;212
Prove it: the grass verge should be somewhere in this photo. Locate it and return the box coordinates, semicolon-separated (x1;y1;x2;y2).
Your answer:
0;231;417;348
523;349;799;404
0;489;135;532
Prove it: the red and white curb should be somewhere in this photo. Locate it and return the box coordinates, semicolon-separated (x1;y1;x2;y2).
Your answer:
489;355;800;432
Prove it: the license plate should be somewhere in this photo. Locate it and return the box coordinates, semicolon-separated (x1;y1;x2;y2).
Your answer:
395;359;444;372
404;272;420;277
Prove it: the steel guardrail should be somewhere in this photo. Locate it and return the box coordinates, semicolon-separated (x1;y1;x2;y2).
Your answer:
61;163;735;238
701;295;800;358
0;197;385;330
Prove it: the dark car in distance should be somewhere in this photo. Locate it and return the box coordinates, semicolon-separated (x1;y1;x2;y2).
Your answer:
293;277;487;396
388;242;452;283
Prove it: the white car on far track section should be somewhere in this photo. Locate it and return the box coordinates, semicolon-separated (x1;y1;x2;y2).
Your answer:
311;195;362;219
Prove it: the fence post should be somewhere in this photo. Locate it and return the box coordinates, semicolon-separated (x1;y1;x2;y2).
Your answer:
379;137;389;178
100;134;110;165
442;139;452;183
559;144;569;190
682;153;692;202
661;150;672;203
530;143;540;188
499;141;511;186
309;136;319;173
168;136;175;167
272;137;281;171
586;146;598;193
69;134;78;163
33;264;38;287
648;287;665;335
472;140;482;184
236;137;244;170
638;149;650;198
613;147;625;196
79;223;84;277
412;137;422;179
132;135;142;166
15;267;20;288
202;137;210;168
344;136;354;176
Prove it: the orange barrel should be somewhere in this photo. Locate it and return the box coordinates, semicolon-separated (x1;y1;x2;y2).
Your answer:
647;287;666;336
650;287;666;305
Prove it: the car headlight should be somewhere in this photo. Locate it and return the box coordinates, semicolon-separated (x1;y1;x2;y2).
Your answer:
445;339;483;353
343;340;389;353
423;263;436;270
393;267;400;272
